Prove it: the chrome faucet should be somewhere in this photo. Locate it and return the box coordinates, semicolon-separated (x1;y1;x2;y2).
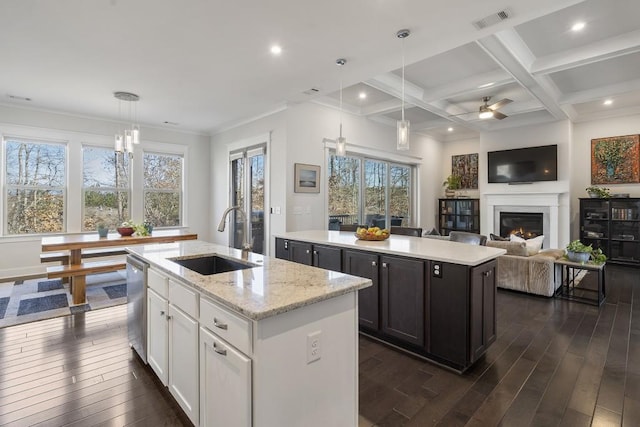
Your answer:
217;206;252;256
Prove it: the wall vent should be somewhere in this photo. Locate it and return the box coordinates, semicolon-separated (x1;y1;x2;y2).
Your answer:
303;87;320;95
472;9;511;30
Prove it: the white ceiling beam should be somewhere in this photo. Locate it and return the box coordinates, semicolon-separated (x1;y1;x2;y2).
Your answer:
477;30;568;120
360;98;402;116
365;74;487;131
531;29;640;76
422;70;514;102
558;78;640;105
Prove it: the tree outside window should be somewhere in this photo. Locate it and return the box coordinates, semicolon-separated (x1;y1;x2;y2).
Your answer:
144;152;183;227
82;146;130;230
5;138;66;235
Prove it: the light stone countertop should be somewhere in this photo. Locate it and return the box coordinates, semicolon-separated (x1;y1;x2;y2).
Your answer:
127;240;371;321
275;230;506;266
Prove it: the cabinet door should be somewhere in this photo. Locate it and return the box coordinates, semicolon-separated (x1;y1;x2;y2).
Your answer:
343;250;379;330
200;327;251;427
313;244;342;271
147;288;169;386
168;304;199;426
289;241;313;265
428;262;469;368
275;238;289;260
380;256;425;347
581;199;610;254
469;260;496;363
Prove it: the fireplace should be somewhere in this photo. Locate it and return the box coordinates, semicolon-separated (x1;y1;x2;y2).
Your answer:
499;212;543;240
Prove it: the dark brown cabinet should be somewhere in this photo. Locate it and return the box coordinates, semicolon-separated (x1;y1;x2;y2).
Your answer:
580;198;640;266
380;255;425;347
439;198;480;236
275;238;342;272
275;236;496;371
343;250;380;331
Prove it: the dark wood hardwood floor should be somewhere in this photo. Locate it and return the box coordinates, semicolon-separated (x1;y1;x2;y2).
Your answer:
0;264;637;426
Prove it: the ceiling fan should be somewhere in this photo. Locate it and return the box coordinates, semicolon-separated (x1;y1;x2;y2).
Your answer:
478;96;512;120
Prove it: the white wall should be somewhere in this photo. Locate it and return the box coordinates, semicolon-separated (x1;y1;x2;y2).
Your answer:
440;137;481;199
0;106;210;280
210;102;443;253
571;113;640;238
479;120;572;247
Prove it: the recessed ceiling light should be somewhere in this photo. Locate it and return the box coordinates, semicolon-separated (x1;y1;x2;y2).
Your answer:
478;82;495;89
358;92;367;100
571;22;585;32
270;45;282;55
603;99;613;106
448;127;454;132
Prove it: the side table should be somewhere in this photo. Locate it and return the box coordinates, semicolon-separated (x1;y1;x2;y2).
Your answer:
554;258;606;306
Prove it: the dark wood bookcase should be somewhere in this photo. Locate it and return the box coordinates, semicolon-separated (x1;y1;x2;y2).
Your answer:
438;198;480;236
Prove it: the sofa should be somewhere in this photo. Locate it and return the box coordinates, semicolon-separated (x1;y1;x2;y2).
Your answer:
424;233;565;297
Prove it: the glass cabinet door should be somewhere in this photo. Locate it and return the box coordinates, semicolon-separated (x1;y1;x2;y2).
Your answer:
609;199;640;263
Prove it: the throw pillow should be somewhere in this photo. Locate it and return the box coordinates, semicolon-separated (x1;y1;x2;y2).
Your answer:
510;234;545;256
490;233;509;241
486;240;529;256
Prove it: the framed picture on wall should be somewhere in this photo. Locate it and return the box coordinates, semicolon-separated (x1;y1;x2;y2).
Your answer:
294;163;321;193
452;153;479;189
591;134;640;184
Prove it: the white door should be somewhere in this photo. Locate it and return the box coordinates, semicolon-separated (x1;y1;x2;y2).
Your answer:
169;304;199;426
147;288;168;386
200;327;252;427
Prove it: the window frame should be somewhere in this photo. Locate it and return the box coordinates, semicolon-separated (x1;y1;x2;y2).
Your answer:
327;147;417;229
3;135;68;236
142;150;185;228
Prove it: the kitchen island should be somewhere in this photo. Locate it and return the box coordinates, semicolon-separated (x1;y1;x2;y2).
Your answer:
127;240;371;427
275;230;506;372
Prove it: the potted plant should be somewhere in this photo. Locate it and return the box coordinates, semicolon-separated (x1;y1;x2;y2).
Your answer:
97;223;109;238
565;240;592;263
443;174;462;198
585;186;610;198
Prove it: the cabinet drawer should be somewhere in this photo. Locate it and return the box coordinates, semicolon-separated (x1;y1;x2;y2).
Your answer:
148;268;169;298
169;279;198;317
200;297;252;355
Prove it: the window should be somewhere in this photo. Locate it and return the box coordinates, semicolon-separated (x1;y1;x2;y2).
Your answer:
143;152;183;227
328;153;413;229
4;137;66;235
82;146;130;230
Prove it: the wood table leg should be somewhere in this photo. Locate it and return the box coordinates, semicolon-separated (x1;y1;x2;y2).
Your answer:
69;249;87;305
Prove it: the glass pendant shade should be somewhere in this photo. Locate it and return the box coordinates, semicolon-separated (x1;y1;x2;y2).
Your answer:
336;135;347;156
397;120;410;151
132;126;140;144
115;134;124;153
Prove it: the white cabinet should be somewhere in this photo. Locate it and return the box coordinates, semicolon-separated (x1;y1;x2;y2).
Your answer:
147;288;168;385
200;326;251;427
169;303;199;425
146;268;199;426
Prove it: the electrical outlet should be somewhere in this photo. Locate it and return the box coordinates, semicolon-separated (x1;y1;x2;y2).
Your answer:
432;262;442;278
307;331;322;364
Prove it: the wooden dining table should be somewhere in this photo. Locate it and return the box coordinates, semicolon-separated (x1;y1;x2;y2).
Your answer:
42;229;197;305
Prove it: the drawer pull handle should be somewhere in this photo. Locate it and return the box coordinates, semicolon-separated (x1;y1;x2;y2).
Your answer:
382;262;388;268
213;318;228;330
213;342;227;356
371;261;377;267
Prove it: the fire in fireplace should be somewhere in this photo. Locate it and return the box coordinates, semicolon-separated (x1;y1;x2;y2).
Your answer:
499;212;543;239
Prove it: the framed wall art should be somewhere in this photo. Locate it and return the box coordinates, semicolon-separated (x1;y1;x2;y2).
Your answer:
452;153;479;189
591;134;640;184
294;163;321;193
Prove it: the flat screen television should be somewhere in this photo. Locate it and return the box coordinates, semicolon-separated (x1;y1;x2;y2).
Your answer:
487;144;557;183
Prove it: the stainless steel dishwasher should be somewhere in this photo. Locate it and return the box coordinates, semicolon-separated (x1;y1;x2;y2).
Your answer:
127;254;148;363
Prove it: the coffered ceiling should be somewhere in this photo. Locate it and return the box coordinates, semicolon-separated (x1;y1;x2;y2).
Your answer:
1;0;638;140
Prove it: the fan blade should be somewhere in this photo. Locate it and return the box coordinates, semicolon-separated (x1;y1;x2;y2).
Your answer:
493;111;508;120
489;98;512;110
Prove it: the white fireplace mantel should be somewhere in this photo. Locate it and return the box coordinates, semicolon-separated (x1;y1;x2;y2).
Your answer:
483;192;566;249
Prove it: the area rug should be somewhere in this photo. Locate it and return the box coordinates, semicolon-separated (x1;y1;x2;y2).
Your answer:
0;270;127;328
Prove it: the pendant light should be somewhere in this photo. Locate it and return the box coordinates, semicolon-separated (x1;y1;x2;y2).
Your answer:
335;58;347;157
396;29;410;151
114;91;140;156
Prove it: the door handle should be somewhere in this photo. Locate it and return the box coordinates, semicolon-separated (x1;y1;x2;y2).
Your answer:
213;342;227;356
371;261;377;267
213;318;228;330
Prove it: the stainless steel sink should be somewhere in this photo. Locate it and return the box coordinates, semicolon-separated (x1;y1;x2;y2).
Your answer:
170;255;256;275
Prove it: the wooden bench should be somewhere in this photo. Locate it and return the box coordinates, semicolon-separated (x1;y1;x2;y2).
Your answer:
46;260;127;305
40;248;129;264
